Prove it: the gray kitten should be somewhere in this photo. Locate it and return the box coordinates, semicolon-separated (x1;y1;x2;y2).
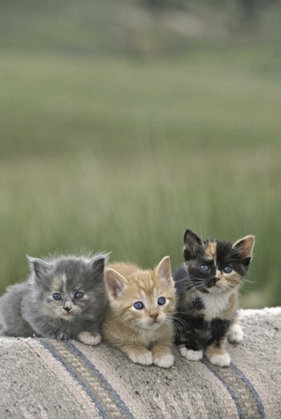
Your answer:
0;253;108;345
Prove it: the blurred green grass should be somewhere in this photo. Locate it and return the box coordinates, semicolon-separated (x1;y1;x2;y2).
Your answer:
0;0;281;308
1;51;281;308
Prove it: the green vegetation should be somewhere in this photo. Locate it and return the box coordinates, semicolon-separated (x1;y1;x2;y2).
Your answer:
0;0;281;308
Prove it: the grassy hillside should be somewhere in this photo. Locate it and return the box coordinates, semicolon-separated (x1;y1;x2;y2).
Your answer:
0;1;281;308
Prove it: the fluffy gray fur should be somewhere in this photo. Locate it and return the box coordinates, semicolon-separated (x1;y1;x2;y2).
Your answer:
0;252;108;345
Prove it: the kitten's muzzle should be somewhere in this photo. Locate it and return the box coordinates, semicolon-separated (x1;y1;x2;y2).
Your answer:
63;301;73;312
149;313;159;321
208;276;219;288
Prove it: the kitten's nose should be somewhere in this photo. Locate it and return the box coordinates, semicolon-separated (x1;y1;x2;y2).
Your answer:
150;313;159;321
209;277;217;287
63;301;72;312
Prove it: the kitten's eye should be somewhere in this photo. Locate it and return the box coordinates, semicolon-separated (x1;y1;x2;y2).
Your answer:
200;264;210;272
223;266;233;274
134;301;144;310
53;293;62;301
158;297;166;306
74;292;84;300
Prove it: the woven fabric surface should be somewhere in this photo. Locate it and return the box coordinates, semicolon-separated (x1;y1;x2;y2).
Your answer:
0;308;280;419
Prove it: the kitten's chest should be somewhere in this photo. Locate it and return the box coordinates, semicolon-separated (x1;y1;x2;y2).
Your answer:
140;329;157;346
199;292;233;321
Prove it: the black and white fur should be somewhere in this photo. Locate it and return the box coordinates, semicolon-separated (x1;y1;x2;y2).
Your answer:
173;229;255;366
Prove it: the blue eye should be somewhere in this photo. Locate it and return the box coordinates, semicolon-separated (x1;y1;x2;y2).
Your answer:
223;266;233;274
74;292;84;300
53;293;62;301
158;297;166;306
200;264;209;272
134;301;144;310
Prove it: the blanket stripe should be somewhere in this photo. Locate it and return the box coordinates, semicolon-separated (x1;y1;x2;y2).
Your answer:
202;359;266;419
36;338;108;418
37;337;267;419
201;360;243;419
230;363;265;419
65;341;133;419
36;338;134;419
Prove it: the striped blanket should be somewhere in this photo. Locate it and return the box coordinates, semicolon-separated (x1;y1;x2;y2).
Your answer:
1;307;280;419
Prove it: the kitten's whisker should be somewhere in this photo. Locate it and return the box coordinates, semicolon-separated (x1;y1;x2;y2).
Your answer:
119;319;141;337
164;317;185;333
225;249;235;259
242;278;256;285
172;262;187;272
172;316;193;330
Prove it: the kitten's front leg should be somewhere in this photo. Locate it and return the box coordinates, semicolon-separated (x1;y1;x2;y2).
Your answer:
228;321;243;344
121;344;153;365
38;329;70;340
56;331;69;340
176;330;203;362
179;346;204;361
77;320;102;346
178;336;203;361
152;340;174;368
205;337;231;367
49;330;70;340
77;331;101;346
32;321;69;340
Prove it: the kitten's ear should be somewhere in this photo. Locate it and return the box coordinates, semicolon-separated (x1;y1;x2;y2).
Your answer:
232;235;255;261
183;229;203;260
87;252;109;281
156;256;173;285
104;268;127;300
26;256;51;280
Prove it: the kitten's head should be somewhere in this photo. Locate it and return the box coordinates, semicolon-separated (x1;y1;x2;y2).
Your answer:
27;253;108;320
182;229;255;295
105;256;176;331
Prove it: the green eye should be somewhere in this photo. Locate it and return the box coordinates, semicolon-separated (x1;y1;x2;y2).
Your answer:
223;266;233;274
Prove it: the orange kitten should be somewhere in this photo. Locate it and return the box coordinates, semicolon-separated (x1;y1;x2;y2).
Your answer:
102;256;176;368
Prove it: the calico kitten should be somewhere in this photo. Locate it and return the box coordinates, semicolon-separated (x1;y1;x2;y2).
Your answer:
102;256;176;368
173;229;255;367
0;253;108;345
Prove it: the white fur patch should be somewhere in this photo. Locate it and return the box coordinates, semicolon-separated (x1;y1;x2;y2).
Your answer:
128;351;153;365
179;347;203;361
77;331;101;346
208;352;231;367
154;353;174;368
228;323;243;343
200;292;232;320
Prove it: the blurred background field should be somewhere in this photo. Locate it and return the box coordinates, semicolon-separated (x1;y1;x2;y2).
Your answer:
0;0;281;308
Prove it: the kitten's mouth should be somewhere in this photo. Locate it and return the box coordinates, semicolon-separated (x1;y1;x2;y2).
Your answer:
149;319;162;328
208;282;221;289
61;312;74;318
208;284;223;293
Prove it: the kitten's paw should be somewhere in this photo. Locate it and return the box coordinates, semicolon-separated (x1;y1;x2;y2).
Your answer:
208;352;231;367
228;324;243;343
179;347;203;361
78;331;101;346
154;353;174;368
128;351;153;365
52;331;69;340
